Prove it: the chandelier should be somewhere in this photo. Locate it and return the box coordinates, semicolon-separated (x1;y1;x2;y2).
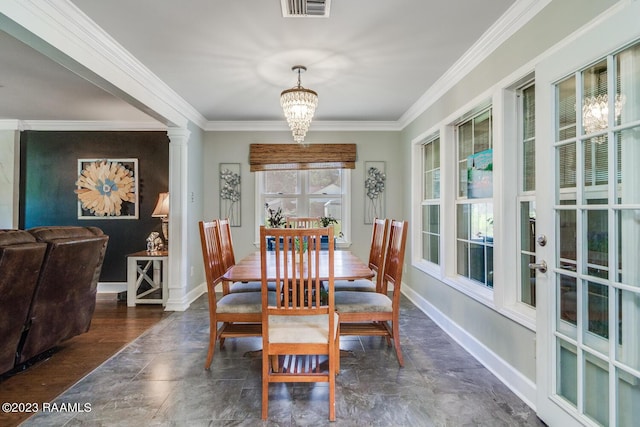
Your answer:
582;93;625;135
280;65;318;144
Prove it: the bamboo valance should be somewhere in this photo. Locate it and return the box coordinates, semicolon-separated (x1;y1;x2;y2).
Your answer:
249;143;357;172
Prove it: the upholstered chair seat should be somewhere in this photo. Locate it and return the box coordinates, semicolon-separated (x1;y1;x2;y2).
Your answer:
333;279;376;293
229;281;276;293
335;291;392;313
217;291;277;314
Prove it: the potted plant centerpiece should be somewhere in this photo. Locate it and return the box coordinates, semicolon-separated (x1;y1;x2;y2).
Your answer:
319;215;340;249
265;204;286;250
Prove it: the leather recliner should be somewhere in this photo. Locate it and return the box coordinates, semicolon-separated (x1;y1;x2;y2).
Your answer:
0;230;47;374
17;226;109;365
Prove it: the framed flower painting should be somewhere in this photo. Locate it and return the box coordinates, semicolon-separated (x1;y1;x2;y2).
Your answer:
76;158;139;219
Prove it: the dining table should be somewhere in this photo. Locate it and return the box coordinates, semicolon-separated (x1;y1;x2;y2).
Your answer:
222;249;374;283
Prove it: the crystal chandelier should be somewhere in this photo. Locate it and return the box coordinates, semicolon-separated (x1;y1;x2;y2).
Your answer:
582;93;625;135
280;65;318;144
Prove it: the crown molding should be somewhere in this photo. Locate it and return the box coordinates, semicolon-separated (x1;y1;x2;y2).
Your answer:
19;120;167;132
398;0;551;128
0;0;206;129
0;120;22;131
205;120;402;132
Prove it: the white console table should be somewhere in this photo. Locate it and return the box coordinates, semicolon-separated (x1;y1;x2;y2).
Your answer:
127;250;168;307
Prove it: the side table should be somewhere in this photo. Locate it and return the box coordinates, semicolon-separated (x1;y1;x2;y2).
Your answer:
127;250;168;307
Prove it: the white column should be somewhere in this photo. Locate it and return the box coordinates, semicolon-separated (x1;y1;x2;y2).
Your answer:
164;127;191;311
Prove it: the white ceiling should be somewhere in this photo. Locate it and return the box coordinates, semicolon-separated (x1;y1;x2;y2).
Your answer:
0;0;523;127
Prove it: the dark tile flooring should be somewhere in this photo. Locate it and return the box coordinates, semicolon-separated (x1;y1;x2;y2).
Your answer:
22;294;545;426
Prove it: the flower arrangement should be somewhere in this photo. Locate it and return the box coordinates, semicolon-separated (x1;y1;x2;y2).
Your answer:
265;203;286;228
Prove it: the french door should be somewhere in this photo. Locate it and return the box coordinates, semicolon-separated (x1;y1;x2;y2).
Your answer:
535;5;640;426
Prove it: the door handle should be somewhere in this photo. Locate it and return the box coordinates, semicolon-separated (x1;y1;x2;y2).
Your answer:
528;260;547;273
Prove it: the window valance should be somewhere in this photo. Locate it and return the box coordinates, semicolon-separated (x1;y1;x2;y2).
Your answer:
249;143;356;172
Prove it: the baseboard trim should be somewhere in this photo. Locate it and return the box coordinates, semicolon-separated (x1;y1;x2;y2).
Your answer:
402;283;537;411
164;282;207;311
97;282;126;294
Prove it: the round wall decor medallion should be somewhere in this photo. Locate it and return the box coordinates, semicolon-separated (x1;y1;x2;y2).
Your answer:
75;160;136;216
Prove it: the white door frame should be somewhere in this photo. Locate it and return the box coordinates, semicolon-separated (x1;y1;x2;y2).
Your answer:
535;2;640;425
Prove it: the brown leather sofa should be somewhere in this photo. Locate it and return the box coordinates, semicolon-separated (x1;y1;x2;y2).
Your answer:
0;226;108;375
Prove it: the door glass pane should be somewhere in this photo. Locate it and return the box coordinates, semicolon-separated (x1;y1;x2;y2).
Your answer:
558;142;577;189
582;60;608;137
584;352;609;426
521;254;536;306
617;209;640;286
616;127;640;204
558;274;577;337
617;370;640;427
584;136;609;189
617;289;640;371
586;210;608;279
558;210;577;272
584;282;609;352
616;42;640;126
557;76;577;141
557;340;578;405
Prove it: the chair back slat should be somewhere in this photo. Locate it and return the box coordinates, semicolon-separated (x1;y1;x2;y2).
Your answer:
285;217;320;229
199;220;224;293
217;218;236;271
381;220;408;296
369;218;389;292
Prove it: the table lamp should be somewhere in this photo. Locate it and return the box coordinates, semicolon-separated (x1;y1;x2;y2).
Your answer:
151;192;169;244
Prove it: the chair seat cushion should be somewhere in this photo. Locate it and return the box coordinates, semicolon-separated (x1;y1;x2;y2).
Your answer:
229;281;276;293
332;279;376;292
268;312;339;344
335;291;392;313
217;291;276;314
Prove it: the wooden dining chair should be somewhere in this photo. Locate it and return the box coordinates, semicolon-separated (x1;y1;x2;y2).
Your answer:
285;216;320;228
199;220;275;369
217;218;268;294
260;225;339;421
334;217;389;292
335;219;408;367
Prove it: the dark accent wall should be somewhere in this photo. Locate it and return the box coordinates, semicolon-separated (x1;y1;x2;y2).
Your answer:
19;131;169;282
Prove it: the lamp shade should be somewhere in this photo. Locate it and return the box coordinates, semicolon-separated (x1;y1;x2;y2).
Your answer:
151;192;169;218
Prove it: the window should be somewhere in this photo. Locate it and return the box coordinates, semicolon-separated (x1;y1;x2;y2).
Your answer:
518;82;537;307
421;135;441;265
456;108;494;288
258;168;350;241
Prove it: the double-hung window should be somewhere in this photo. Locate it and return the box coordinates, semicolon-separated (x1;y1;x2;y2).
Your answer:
421;135;441;265
456;108;494;288
258;168;349;241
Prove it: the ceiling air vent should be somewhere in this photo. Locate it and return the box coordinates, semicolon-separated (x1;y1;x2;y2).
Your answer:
281;0;330;17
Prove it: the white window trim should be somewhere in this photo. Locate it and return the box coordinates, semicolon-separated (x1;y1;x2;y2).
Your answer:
253;169;351;248
411;85;538;331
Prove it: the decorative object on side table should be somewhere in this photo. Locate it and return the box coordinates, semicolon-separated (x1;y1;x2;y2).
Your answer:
76;158;138;219
220;163;241;226
146;231;164;252
151;192;169;244
364;161;386;224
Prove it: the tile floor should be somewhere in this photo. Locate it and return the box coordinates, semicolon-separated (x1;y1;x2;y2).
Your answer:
22;295;545;426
